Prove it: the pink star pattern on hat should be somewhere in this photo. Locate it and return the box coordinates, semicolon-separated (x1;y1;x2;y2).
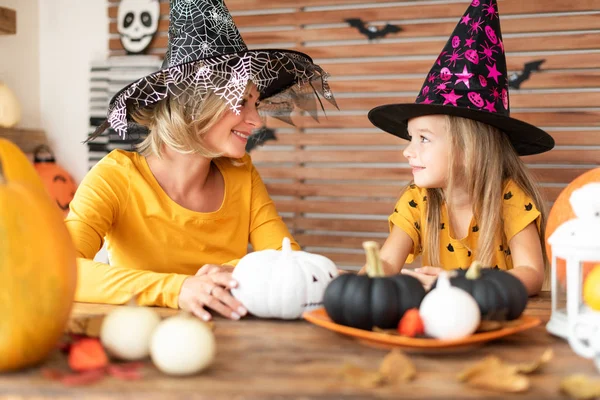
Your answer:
486;63;502;83
367;0;556;157
442;90;462;106
415;0;510;116
455;65;474;88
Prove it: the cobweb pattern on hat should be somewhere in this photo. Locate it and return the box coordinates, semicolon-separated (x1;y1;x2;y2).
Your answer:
96;0;337;139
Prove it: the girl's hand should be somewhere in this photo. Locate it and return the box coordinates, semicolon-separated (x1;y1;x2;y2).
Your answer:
178;264;247;321
401;266;444;291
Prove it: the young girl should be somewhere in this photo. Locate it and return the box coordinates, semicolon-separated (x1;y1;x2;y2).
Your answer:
363;0;554;296
68;0;335;322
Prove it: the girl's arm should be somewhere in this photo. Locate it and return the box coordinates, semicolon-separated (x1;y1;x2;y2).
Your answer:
507;221;545;296
358;225;413;275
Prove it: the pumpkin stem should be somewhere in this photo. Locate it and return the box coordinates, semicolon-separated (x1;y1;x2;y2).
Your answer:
281;237;292;258
435;271;451;290
363;241;384;277
466;261;483;280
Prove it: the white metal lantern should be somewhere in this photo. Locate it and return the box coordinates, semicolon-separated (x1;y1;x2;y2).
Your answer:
546;183;600;339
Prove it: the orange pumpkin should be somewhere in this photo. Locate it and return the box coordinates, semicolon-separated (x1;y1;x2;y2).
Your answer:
0;149;77;372
545;168;600;288
33;145;78;216
0;138;45;192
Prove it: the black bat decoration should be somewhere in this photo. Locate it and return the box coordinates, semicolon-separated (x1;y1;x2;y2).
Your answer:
508;59;545;89
245;127;277;152
345;18;402;40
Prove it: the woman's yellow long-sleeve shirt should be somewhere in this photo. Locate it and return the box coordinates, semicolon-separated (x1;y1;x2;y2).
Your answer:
66;150;298;309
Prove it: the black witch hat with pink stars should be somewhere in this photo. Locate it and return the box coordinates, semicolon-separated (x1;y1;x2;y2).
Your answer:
368;0;554;156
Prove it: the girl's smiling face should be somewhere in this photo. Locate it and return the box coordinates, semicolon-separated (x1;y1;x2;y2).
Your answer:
403;115;451;189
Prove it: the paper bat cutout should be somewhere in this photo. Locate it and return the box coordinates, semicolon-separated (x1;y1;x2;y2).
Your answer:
345;18;402;40
508;59;545;89
245;127;277;152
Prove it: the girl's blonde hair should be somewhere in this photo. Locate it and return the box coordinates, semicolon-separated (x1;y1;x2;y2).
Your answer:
411;115;548;270
132;84;255;158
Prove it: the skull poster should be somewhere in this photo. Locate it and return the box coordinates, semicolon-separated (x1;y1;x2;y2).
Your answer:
117;0;160;54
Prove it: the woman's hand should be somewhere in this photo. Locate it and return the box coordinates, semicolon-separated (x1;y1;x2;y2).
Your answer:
178;264;247;321
401;266;444;291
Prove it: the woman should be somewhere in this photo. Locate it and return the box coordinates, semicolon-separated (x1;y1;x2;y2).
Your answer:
68;0;336;321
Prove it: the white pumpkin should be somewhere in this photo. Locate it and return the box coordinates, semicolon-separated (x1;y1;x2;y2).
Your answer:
419;272;481;340
0;82;21;128
150;313;215;376
231;237;338;319
100;301;161;361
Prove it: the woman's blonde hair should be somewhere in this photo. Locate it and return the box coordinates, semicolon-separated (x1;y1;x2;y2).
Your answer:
409;115;548;270
132;84;254;158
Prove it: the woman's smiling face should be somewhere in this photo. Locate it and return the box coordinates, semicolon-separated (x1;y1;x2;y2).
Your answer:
203;83;263;159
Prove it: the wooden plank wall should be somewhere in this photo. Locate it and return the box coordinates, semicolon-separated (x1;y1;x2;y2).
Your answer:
107;0;600;270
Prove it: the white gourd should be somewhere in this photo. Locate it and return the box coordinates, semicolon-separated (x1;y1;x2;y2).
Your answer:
231;237;338;319
0;82;21;128
150;313;215;376
419;272;481;340
100;301;161;361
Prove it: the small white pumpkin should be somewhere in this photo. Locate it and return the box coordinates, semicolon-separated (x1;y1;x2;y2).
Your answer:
0;82;21;128
150;313;215;376
100;300;161;361
231;237;338;319
419;272;480;340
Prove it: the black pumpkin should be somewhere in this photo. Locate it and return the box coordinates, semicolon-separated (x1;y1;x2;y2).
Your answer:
323;242;426;331
431;262;528;321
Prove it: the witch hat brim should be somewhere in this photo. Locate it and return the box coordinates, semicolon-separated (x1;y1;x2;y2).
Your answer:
367;0;554;156
91;0;337;140
368;103;554;156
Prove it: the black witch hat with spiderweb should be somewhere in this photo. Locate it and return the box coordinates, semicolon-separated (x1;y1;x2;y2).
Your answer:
90;0;337;140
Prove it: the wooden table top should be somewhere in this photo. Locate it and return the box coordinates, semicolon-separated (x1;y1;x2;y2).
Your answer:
1;291;597;399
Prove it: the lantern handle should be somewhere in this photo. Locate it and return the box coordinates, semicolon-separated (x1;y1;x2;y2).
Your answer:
568;318;598;359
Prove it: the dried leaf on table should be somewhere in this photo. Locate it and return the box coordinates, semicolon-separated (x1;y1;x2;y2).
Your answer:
379;349;416;383
68;338;109;372
457;356;504;381
560;374;600;400
458;356;529;393
107;363;143;381
339;363;386;389
60;369;106;387
513;348;553;374
465;366;530;393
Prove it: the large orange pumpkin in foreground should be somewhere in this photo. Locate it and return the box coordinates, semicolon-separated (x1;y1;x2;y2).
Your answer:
0;142;77;372
545;168;600;288
0;138;45;192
